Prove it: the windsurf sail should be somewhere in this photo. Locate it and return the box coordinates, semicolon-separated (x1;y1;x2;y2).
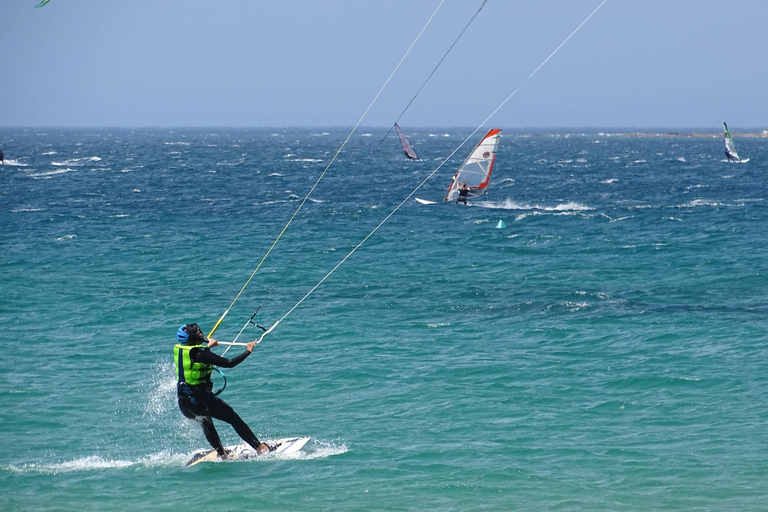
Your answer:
36;0;52;7
443;128;501;202
723;122;741;162
394;123;419;161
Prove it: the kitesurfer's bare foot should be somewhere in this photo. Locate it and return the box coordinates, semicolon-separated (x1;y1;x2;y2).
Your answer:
218;451;228;460
256;443;270;455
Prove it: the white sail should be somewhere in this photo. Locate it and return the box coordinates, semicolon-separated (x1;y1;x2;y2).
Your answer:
443;129;501;202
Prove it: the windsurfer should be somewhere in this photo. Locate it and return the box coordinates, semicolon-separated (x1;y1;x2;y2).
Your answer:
0;148;4;164
725;148;736;162
174;323;272;458
457;182;470;205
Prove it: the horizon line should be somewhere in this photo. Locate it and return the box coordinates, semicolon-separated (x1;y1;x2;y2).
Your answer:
1;125;766;132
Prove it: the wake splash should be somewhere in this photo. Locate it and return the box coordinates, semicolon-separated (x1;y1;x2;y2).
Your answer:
1;159;28;166
1;441;348;474
2;451;184;474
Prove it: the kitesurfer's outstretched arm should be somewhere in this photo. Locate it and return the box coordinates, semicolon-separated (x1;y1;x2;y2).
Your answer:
190;340;253;368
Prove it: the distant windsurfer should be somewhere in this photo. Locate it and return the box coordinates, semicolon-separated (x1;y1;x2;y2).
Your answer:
725;147;737;163
0;148;4;164
457;182;470;205
174;323;272;458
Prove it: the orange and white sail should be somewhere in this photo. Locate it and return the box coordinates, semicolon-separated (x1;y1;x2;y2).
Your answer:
443;129;501;202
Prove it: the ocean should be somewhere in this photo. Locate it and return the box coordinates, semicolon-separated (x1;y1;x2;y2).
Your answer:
1;128;767;511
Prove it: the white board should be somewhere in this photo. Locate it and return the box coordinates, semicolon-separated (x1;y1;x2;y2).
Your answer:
415;198;436;205
186;436;310;466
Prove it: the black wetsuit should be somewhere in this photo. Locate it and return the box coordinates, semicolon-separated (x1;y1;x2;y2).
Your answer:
177;347;261;456
725;149;736;162
0;149;4;164
457;187;469;204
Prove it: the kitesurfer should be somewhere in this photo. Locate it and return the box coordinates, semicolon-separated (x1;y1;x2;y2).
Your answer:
174;323;271;458
457;182;470;205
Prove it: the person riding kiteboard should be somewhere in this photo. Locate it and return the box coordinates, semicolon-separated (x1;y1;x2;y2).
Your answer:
174;323;272;459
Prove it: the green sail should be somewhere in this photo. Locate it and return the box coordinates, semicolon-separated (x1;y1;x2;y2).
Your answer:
723;122;740;161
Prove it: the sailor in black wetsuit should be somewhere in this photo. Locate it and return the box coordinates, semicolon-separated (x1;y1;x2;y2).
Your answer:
174;323;271;458
725;148;736;162
457;182;470;205
0;149;4;164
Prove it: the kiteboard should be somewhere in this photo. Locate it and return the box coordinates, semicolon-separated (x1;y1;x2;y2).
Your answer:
415;198;436;205
186;436;310;466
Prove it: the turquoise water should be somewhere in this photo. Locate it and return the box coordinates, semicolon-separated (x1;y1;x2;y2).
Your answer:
1;128;767;510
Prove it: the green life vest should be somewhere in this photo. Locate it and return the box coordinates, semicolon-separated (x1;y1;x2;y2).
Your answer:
174;343;213;386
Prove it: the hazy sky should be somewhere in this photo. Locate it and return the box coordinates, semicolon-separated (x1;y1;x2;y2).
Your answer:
1;0;766;128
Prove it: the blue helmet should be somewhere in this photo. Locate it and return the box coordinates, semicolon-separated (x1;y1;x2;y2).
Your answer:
177;325;190;343
177;323;204;344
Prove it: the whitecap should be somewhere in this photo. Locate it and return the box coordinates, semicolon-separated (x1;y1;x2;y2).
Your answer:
29;168;75;178
515;211;542;222
677;199;725;208
546;202;593;212
52;157;100;166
